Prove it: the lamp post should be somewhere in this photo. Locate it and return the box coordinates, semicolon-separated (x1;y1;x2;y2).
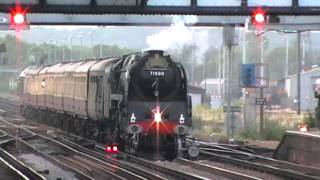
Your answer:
48;39;53;64
89;29;98;57
69;35;74;62
53;40;57;63
297;32;302;115
284;36;289;78
78;34;83;59
89;30;98;58
259;35;267;133
99;27;103;58
62;37;67;61
242;29;247;129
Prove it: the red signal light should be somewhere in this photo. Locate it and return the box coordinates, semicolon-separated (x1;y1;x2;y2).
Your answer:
251;8;266;30
254;13;265;24
13;13;25;24
105;144;119;153
112;146;118;152
106;146;111;152
9;6;28;31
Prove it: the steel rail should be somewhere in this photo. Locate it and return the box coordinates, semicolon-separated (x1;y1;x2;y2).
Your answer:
201;151;320;180
125;153;209;180
57;138;166;180
177;158;262;180
0;148;46;180
2;119;151;180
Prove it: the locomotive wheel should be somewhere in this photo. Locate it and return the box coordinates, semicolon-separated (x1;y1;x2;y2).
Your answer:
164;136;178;161
125;134;139;155
164;143;178;161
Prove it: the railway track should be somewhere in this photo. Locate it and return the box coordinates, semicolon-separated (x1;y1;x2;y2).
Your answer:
58;138;209;180
199;142;320;178
0;99;173;179
0;100;253;180
0;127;46;180
1;97;320;179
0;152;44;180
0;122;96;179
0;99;21;118
51;130;266;180
0;120;208;180
0;119;156;180
0;132;45;180
200;149;320;180
176;158;261;180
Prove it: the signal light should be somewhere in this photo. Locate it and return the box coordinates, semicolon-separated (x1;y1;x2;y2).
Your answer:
254;13;265;24
105;144;119;153
9;6;28;31
251;8;266;30
106;146;111;152
112;146;118;152
13;13;25;24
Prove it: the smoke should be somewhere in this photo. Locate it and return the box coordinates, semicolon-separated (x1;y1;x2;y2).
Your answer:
145;16;211;63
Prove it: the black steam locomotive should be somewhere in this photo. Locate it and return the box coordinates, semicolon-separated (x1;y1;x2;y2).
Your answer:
19;50;198;160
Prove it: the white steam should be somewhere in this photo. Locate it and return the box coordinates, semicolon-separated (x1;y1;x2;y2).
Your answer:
145;16;210;63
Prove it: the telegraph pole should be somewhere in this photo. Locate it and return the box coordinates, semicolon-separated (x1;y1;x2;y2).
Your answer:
285;36;289;78
242;28;247;129
260;35;264;132
69;35;74;62
223;25;238;139
226;44;232;138
297;32;302;115
54;41;57;63
218;47;222;98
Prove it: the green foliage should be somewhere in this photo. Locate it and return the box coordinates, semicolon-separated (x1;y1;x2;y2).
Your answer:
238;127;260;140
92;44;136;58
233;99;244;106
0;34;136;66
303;112;316;128
193;104;224;123
192;105;224;138
192;114;203;130
262;120;287;140
238;119;287;140
0;31;311;82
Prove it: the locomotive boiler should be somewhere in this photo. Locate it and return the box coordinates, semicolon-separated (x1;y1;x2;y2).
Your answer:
19;50;198;160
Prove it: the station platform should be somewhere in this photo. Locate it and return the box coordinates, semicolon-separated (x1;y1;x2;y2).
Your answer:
273;130;320;168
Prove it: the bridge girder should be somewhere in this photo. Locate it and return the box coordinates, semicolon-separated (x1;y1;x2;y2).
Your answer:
0;0;319;16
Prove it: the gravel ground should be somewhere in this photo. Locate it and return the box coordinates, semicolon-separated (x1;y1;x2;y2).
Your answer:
199;159;285;180
245;140;279;150
156;160;230;180
19;153;78;180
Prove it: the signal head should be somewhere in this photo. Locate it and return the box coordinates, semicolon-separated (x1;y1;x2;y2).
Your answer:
254;13;265;24
251;8;266;30
13;13;25;24
9;6;28;31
